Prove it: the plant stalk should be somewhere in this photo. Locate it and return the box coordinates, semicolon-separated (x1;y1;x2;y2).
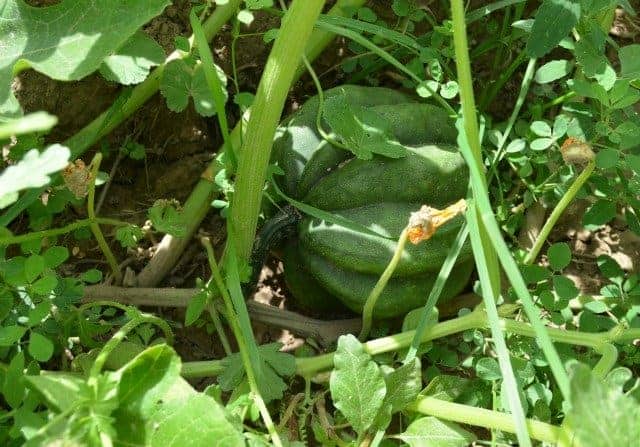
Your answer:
229;0;326;262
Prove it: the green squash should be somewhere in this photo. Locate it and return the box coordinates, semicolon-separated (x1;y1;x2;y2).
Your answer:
273;85;473;318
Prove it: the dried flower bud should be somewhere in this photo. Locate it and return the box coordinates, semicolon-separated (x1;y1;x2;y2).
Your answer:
62;159;91;199
560;137;594;166
407;199;467;244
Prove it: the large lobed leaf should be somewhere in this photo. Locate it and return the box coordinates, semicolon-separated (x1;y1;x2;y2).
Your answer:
0;0;170;116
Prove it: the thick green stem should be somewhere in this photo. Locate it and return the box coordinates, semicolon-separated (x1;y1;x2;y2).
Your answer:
229;0;326;262
359;228;409;341
524;160;596;265
0;0;243;227
408;397;564;444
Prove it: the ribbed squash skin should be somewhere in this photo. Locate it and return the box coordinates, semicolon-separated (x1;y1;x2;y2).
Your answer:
274;85;473;318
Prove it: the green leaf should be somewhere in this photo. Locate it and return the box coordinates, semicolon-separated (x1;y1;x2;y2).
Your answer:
160;59;192;112
595;148;619;169
185;291;208;326
219;343;295;403
383;359;422;414
440;81;459;99
3;351;25;408
31;273;58;295
330;334;386;435
99;31;165;85
597;255;624;283
116;225;144;248
530;121;552;137
80;269;103;284
530;137;554;151
24;255;45;283
0;111;57;140
148;200;186;237
28;301;52;327
191;63;228;117
526;0;581;58
547;242;571;270
0;325;27;346
0;0;171;116
396;416;477;447
553;275;579;301
24;373;84;412
534;60;573;83
620;44;640;79
475;357;501;381
117;344;181;415
148;390;244;447
583;199;616;229
0;290;13;321
564;363;640;446
323;89;408;160
0;145;70;209
43;246;69;269
28;332;54;362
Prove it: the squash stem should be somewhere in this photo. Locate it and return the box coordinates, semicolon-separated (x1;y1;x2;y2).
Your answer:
359;228;409;341
229;0;326;262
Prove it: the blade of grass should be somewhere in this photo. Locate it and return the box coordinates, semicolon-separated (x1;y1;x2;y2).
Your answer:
466;201;531;445
403;223;469;364
189;8;236;169
203;237;283;447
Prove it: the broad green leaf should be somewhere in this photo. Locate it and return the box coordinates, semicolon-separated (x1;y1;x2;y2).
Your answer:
475;357;501;381
0;0;171;116
80;269;103;284
595;148;619;169
28;332;54;362
597;255;624;280
530;121;552;137
564;363;640;446
148;389;244;447
440;81;459;99
323;90;408;160
191;63;228;117
117;344;181;415
547;242;571;270
31;273;58;295
526;0;581;58
330;334;386;435
28;301;51;327
396;416;477;447
160;59;192;112
382;358;422;413
553;275;579;301
0;290;13;320
24;255;45;283
534;60;573;83
43;246;69;269
583;199;616;230
0;112;57;139
3;351;25;408
185;290;207;326
24;373;84;412
0;145;70;209
0;325;27;346
99;31;165;85
620;44;640;79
